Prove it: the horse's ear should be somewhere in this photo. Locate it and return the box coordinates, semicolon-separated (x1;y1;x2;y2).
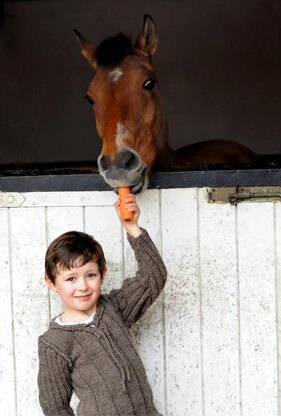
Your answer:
73;29;97;69
135;15;158;57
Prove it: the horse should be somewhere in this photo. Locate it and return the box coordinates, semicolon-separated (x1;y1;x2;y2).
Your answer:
74;15;257;193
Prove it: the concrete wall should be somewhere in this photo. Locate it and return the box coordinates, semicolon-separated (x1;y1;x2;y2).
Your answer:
1;0;281;164
0;188;280;415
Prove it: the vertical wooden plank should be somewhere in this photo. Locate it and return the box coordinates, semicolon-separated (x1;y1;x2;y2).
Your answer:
273;202;281;416
161;188;202;416
46;206;84;318
123;190;165;414
0;209;16;415
46;206;84;240
9;207;49;416
84;200;123;297
198;189;240;416
237;202;278;416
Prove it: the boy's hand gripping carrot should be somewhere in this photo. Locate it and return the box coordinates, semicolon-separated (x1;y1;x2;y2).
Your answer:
118;187;134;222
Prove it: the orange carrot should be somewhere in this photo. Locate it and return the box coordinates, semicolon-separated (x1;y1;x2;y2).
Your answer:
118;187;134;222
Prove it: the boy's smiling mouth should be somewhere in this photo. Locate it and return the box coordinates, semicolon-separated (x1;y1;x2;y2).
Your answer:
74;294;92;301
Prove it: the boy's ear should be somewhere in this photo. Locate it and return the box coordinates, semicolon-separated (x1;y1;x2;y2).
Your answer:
101;267;107;284
45;276;57;292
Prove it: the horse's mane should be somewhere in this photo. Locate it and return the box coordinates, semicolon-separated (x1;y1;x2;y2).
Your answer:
95;33;134;67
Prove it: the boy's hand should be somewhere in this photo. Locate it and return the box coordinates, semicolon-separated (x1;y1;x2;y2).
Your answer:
115;193;142;237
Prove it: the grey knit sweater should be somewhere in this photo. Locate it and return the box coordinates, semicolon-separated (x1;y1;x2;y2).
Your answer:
38;229;167;416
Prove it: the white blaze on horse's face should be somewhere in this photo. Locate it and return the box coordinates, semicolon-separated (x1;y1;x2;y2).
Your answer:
109;68;123;83
116;123;129;149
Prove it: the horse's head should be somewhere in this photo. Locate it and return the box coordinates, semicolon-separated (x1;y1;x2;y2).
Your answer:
75;15;165;193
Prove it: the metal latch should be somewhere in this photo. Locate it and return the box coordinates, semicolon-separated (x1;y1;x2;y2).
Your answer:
0;192;26;208
207;186;281;205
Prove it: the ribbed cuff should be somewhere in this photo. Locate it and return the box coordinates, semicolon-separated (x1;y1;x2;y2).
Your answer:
127;227;149;245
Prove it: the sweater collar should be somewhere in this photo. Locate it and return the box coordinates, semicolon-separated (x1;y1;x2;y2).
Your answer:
55;311;96;326
49;297;105;331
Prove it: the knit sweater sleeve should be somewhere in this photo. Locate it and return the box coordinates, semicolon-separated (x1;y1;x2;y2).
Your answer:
38;338;75;416
108;228;167;327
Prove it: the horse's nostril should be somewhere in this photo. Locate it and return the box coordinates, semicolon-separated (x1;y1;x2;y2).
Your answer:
99;155;111;171
116;150;141;170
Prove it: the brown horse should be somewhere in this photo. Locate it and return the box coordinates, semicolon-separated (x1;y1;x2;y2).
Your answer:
74;15;256;193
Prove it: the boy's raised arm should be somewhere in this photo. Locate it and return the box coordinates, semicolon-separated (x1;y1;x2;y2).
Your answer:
108;194;167;327
108;227;167;327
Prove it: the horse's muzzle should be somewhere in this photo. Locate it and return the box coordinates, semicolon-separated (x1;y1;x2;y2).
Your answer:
97;148;148;193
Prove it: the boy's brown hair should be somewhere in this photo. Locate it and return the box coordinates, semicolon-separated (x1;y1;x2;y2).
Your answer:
45;231;106;283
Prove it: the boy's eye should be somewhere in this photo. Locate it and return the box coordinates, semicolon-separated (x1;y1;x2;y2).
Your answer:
66;277;76;282
87;273;97;278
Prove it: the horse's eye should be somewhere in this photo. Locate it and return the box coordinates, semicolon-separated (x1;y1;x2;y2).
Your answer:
143;79;156;91
84;94;94;106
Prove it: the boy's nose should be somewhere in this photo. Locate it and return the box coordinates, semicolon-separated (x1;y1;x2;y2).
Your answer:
77;278;88;291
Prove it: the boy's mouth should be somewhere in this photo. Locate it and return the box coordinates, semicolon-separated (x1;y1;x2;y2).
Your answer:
75;294;92;302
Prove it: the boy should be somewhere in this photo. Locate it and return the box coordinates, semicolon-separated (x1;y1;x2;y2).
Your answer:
38;193;167;416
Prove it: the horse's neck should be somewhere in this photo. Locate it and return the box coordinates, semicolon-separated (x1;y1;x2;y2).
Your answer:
155;145;184;168
155;108;183;168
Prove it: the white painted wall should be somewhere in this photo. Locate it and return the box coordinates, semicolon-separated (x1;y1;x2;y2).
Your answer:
0;189;280;416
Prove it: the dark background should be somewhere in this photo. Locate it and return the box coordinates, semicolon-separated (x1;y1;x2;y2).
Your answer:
0;0;280;165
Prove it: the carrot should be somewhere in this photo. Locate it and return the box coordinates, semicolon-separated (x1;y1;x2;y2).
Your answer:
118;187;134;222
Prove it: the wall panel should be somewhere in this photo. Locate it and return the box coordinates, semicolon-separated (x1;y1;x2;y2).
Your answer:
0;209;16;415
198;189;240;416
0;190;280;415
161;189;203;416
237;203;278;416
9;208;49;416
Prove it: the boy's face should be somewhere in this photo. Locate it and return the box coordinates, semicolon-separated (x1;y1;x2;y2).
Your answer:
45;258;106;317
